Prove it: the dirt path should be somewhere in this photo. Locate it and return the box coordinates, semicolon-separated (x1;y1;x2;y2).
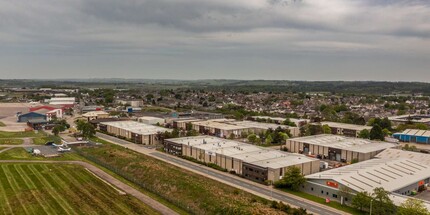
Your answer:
0;160;178;215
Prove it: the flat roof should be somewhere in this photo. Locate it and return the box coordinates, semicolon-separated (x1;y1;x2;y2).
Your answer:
251;116;309;123
288;134;397;153
395;129;430;138
376;148;430;166
225;120;292;130
306;157;430;193
192;120;248;130
389;115;430;123
101;121;171;135
318;121;372;131
166;136;318;169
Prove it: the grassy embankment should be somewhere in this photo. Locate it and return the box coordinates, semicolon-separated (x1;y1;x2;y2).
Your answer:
279;189;365;215
0;121;6;127
0;163;160;215
77;137;288;215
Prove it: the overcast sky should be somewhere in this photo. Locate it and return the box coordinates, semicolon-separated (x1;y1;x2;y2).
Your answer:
1;0;430;81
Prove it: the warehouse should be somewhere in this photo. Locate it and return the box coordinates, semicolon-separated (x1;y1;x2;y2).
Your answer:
389;114;430;126
100;121;171;145
170;118;202;130
138;116;165;125
191;120;249;138
251;116;309;127
393;129;430;144
225;120;300;137
285;134;397;162
303;149;430;208
315;122;372;137
164;136;320;183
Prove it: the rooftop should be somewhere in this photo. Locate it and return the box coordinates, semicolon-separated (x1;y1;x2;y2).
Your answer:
318;121;372;131
101;121;171;135
192;120;248;130
166;136;318;169
226;120;291;130
306;157;430;193
389;115;430;123
375;148;430;166
288;134;397;153
394;129;430;138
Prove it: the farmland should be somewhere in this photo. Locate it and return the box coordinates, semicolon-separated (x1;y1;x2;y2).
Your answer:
0;163;160;215
76;138;287;215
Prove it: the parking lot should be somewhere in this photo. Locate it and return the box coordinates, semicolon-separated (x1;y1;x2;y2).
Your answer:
0;103;32;131
415;188;430;201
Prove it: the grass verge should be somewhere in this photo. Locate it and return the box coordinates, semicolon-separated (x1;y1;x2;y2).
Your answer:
32;136;62;145
279;189;365;215
0;131;44;138
0;139;24;145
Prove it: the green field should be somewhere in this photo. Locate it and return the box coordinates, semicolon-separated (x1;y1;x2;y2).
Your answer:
0;163;160;215
0;148;83;161
76;137;286;215
32;136;61;145
0;139;24;145
0;131;44;138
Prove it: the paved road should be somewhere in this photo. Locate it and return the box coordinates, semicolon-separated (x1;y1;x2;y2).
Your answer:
96;133;346;215
0;160;178;215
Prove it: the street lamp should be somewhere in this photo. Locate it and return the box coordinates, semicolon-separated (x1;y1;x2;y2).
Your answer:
370;199;374;215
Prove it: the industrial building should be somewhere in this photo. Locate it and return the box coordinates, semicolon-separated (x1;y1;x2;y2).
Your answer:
100;121;171;145
389;114;430;126
170;118;202;130
164;136;320;183
393;129;430;144
251;116;309;127
314;122;372;137
225;120;300;137
285;134;397;162
82;111;109;121
138;116;165;125
302;148;430;209
191;119;248;138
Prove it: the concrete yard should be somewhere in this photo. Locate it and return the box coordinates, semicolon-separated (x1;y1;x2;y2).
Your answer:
0;103;32;132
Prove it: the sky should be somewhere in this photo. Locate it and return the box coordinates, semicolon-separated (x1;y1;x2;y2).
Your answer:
0;0;430;81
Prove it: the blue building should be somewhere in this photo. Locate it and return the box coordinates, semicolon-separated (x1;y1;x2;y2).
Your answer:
393;129;430;144
17;112;46;123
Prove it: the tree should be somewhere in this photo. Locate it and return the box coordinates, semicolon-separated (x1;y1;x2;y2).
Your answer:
247;134;258;144
278;132;289;144
372;187;396;215
370;124;385;141
265;134;273;145
398;199;430;215
382;128;392;136
76;120;95;139
274;166;306;191
228;133;235;139
322;124;331;134
358;129;370;139
52;125;62;136
351;191;371;212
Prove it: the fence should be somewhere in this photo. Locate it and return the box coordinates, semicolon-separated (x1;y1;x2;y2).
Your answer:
73;147;195;214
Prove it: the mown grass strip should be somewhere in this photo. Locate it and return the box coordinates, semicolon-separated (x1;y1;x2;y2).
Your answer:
28;164;75;215
1;165;30;215
14;164;55;214
0;165;14;214
7;164;44;214
49;164;119;215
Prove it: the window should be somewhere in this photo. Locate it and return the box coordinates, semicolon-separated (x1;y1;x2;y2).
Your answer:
302;186;304;189
321;190;324;194
345;198;348;202
311;188;314;191
332;194;338;198
326;192;329;195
